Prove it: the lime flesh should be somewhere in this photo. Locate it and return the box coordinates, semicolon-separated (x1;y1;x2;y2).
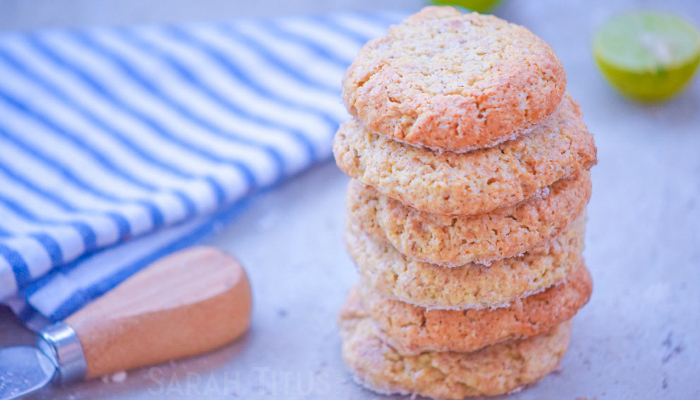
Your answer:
594;12;700;102
431;0;503;13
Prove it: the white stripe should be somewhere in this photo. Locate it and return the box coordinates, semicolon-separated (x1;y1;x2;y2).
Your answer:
0;102;165;208
276;17;363;62
0;84;251;227
0;203;85;263
87;29;313;173
0;137;151;236
0;237;51;280
0;86;192;226
376;10;411;23
28;214;208;316
0;256;18;300
4;35;277;186
25;273;77;318
235;21;348;89
329;13;392;39
42;32;293;180
0;14;391;311
139;27;334;142
0;71;214;194
188;24;348;121
0;172;118;247
0;44;249;205
0;49;245;206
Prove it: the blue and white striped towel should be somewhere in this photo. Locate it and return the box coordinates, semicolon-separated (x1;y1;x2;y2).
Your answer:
0;11;407;323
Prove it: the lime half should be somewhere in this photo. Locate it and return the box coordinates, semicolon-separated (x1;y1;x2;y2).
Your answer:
594;12;700;102
431;0;503;14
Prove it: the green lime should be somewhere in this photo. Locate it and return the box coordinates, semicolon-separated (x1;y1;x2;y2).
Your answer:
593;12;700;102
431;0;503;14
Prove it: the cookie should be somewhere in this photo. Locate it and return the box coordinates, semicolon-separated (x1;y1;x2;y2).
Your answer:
359;262;590;354
338;290;571;399
346;213;585;309
333;94;597;216
341;6;567;152
347;170;591;266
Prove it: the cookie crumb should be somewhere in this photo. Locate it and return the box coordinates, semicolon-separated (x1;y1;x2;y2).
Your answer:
111;371;127;383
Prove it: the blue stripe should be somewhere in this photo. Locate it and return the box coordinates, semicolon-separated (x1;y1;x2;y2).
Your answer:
30;233;63;266
20;178;254;300
21;257;79;298
325;12;400;38
170;24;342;130
40;198;250;321
0;244;31;287
106;213;131;241
0;192;97;251
362;11;407;26
200;24;338;95
66;31;289;178
0;162;130;240
0;14;383;317
0;87;198;225
71;223;98;251
324;12;405;40
205;176;226;205
13;37;258;189
0;91;166;229
0;132;146;237
17;303;36;322
0;49;228;209
173;191;196;218
157;26;336;152
122;28;320;164
311;15;374;44
259;21;351;67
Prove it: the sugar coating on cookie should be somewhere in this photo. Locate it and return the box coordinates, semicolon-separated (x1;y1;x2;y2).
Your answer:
342;6;567;152
347;171;591;266
334;94;597;216
346;214;585;310
338;290;572;399
359;262;591;355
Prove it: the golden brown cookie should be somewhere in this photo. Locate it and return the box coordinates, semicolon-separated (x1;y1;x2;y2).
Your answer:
358;262;591;354
338;290;572;399
342;6;567;152
346;213;585;310
346;171;591;266
333;94;597;216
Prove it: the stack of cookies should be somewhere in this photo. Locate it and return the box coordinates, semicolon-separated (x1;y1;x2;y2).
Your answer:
332;7;598;399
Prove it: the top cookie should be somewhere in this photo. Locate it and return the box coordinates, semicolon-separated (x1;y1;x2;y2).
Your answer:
342;6;566;152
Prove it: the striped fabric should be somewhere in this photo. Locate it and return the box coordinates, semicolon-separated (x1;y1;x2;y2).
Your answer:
0;11;406;323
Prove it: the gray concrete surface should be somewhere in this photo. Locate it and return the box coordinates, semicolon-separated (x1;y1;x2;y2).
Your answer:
1;0;699;399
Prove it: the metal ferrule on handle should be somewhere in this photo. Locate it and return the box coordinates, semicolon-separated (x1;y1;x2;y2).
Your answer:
38;322;87;384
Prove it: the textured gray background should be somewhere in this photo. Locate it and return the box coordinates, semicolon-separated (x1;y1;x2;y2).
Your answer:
1;0;700;399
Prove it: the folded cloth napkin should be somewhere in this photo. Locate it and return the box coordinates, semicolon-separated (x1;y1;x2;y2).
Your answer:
0;11;406;322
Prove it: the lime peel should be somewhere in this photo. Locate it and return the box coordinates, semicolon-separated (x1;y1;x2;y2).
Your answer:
431;0;503;14
594;11;700;102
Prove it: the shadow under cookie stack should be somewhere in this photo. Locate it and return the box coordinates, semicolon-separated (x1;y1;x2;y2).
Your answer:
332;6;598;399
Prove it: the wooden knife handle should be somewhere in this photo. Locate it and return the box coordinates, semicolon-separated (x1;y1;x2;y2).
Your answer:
64;246;252;379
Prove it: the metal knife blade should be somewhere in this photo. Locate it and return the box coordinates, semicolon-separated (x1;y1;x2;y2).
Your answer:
0;346;56;400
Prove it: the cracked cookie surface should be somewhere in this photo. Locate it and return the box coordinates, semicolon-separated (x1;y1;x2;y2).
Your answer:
342;6;567;152
359;262;590;355
338;289;572;399
347;171;591;266
333;94;597;216
346;213;585;309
